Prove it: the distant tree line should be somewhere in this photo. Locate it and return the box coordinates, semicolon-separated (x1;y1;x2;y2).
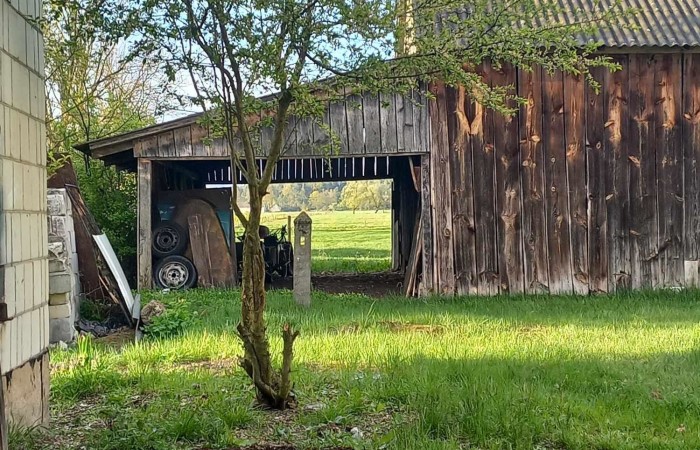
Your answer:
236;180;392;212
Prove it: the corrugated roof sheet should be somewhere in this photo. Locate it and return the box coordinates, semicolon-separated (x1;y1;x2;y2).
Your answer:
438;0;700;48
555;0;700;48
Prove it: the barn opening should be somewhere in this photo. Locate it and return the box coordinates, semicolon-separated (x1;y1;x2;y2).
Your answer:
229;176;401;296
73;90;430;295
150;155;420;295
228;180;393;273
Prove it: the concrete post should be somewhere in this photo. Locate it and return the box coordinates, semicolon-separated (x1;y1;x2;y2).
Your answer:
47;189;80;343
293;212;312;307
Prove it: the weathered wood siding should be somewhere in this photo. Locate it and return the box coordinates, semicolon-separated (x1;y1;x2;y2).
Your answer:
137;159;153;290
134;91;430;159
427;54;700;295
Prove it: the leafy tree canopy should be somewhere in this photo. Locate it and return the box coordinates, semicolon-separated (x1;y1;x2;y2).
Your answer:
340;180;391;212
43;0;170;276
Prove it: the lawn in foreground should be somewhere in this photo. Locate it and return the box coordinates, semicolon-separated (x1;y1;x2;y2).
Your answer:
260;210;391;273
30;289;700;449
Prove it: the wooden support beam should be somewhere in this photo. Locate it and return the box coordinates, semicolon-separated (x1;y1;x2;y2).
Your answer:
420;154;434;294
404;215;423;297
392;180;401;271
428;81;456;296
137;159;153;290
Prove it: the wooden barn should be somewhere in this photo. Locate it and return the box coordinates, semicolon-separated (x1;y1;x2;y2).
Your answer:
75;92;430;292
76;0;700;296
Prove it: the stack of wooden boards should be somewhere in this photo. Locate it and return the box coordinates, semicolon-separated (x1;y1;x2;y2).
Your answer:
171;198;236;288
403;162;423;297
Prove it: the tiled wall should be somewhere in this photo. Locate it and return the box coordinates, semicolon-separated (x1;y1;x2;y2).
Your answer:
0;0;49;427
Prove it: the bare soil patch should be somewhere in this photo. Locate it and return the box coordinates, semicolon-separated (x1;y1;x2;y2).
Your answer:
272;272;402;297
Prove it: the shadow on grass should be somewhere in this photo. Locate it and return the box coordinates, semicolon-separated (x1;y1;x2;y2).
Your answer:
261;289;700;329
50;287;696;449
359;348;700;449
47;346;700;449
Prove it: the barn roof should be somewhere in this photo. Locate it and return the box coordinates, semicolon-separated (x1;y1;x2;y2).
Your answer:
74;1;700;168
74;89;431;171
438;0;700;49
545;0;700;48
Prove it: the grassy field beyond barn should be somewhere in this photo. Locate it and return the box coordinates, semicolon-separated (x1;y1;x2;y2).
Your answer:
23;289;700;450
260;210;392;273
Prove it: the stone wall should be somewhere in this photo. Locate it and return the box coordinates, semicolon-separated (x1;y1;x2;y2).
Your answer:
0;0;50;429
48;189;79;343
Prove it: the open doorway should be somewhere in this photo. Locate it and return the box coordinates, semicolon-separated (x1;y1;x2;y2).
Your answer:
148;154;420;296
230;179;399;296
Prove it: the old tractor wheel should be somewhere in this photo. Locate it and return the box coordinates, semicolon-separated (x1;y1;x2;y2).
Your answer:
154;255;197;290
152;221;188;258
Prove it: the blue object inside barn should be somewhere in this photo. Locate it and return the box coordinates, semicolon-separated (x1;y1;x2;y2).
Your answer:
157;202;232;246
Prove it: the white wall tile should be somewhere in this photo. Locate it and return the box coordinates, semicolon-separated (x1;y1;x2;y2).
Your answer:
0;0;49;378
7;6;26;63
0;211;7;264
10;212;20;263
0;321;10;373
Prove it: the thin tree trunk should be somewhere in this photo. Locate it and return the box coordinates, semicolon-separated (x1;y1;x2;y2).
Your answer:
239;187;273;395
237;186;298;409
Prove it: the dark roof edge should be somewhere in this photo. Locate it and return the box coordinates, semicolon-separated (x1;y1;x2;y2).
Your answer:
74;89;288;154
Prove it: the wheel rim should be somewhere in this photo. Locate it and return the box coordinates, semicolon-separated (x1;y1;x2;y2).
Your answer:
154;227;180;253
158;262;190;289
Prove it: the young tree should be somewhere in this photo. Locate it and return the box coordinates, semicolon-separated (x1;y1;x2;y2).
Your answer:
43;0;173;276
44;0;170;173
120;0;624;408
366;180;392;212
340;182;364;213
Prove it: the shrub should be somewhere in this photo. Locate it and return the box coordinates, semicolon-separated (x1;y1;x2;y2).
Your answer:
144;300;195;339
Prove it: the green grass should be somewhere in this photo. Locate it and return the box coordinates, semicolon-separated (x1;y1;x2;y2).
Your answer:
24;289;700;449
260;210;391;273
